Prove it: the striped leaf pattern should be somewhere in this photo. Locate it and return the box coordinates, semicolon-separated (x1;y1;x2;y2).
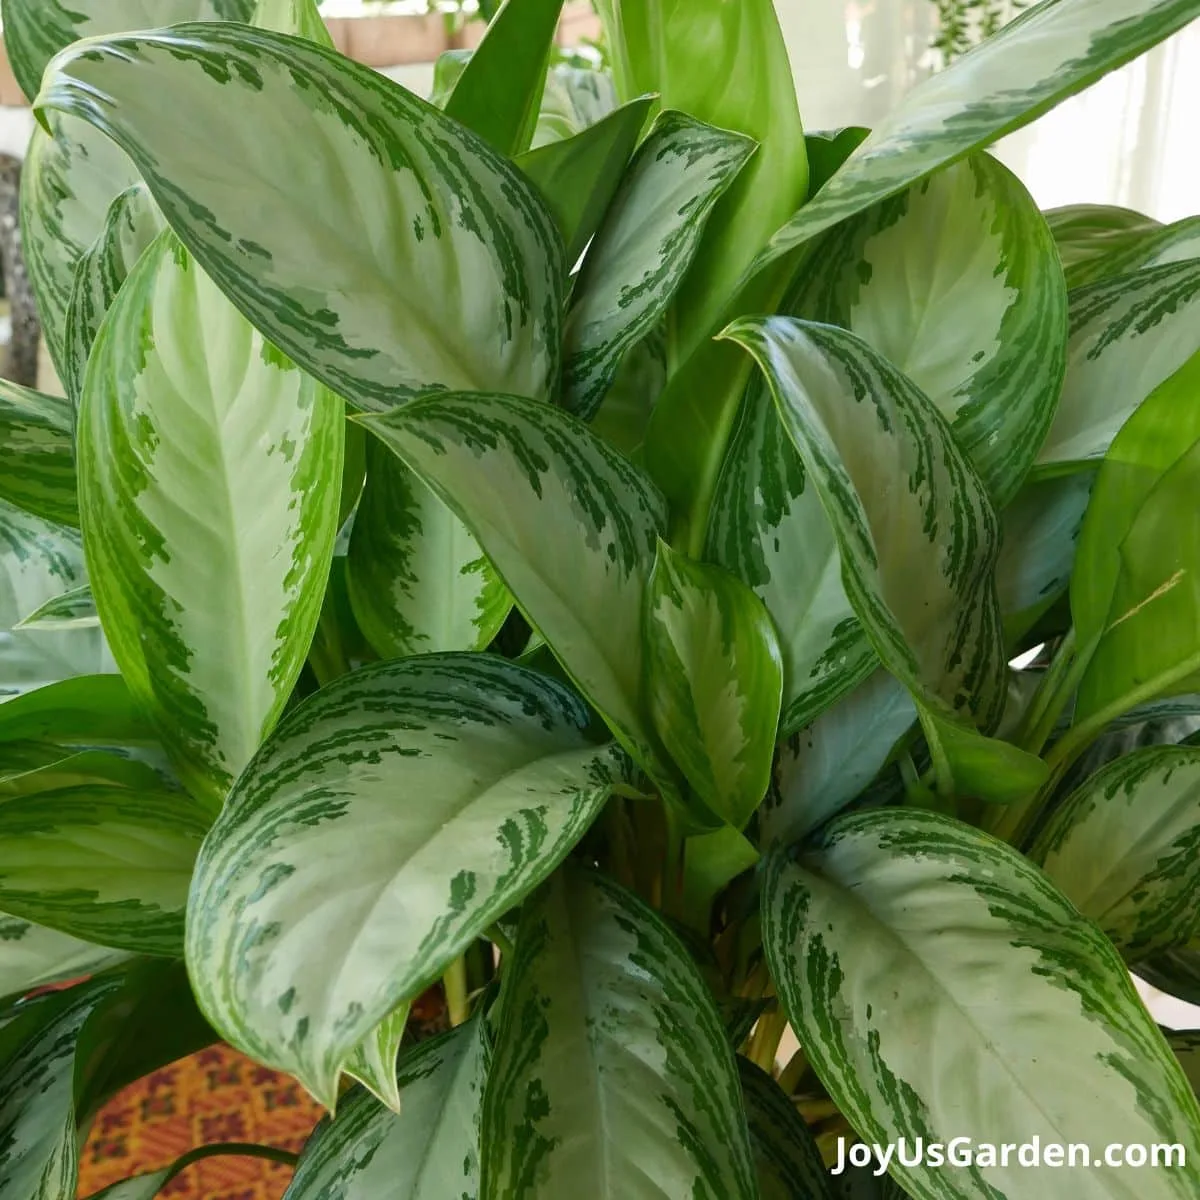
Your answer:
738;1057;834;1200
343;1002;410;1116
1030;746;1200;960
0;383;76;527
724;318;1007;732
357;392;671;783
37;24;566;412
752;0;1200;274
79;233;344;808
0;785;209;955
563;110;756;420
0;500;113;698
763;809;1200;1199
480;866;756;1200
185;654;618;1107
787;153;1067;505
0;979;119;1200
1065;215;1200;289
766;669;915;846
19;117;139;386
644;540;783;830
706;380;875;737
16;585;97;632
285;1022;487;1199
531;64;618;148
0;0;257;103
1037;260;1200;469
0;913;130;1005
0;744;170;797
63;185;165;404
1045;203;1161;278
346;439;509;662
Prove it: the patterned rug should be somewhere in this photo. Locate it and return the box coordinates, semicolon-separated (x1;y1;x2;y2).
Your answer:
77;1045;323;1199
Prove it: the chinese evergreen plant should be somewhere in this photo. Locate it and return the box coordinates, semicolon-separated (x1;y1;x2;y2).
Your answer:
2;0;1200;1197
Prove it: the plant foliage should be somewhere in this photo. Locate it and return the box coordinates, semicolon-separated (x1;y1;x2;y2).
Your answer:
2;0;1200;1196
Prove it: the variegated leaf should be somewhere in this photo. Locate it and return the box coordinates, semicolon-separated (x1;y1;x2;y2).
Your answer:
79;233;343;808
1030;745;1200;960
37;23;566;412
0;743;170;797
516;96;653;265
763;809;1200;1199
724;318;1007;733
17;585;97;632
0;978;119;1200
0;912;130;1005
766;669;915;847
995;472;1094;644
356;392;672;785
0;500;113;698
285;1022;487;1199
644;539;782;830
705;336;874;741
787;153;1066;505
480;866;756;1200
587;324;665;459
1037;260;1200;469
343;1002;410;1116
563;110;756;420
738;1057;834;1200
0;785;208;955
0;383;76;527
1044;203;1161;277
185;654;617;1107
346;439;509;662
1;0;257;103
752;0;1200;274
531;64;618;148
1066;215;1200;289
63;185;165;405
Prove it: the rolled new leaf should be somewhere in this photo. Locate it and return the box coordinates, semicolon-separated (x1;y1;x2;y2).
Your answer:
480;866;757;1199
185;654;620;1107
763;809;1200;1199
35;23;566;411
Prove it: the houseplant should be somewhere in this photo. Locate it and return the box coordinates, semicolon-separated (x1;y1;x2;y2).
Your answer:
3;0;1200;1196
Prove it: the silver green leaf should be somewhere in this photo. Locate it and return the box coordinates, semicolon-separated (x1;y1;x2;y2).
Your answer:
1031;744;1200;961
1037;260;1200;470
0;383;76;528
0;0;257;103
79;233;344;808
738;1056;834;1200
0;978;119;1200
480;866;757;1200
0;913;130;1005
185;653;618;1108
1044;203;1161;278
763;808;1200;1199
766;669;915;847
1065;215;1200;289
0;785;208;955
63;184;165;405
37;23;566;412
562;110;756;420
285;1021;487;1199
644;539;783;830
346;439;510;662
343;1002;410;1116
16;585;97;633
788;153;1067;505
724;318;1007;733
356;392;671;785
531;64;618;148
0;500;113;698
752;0;1200;274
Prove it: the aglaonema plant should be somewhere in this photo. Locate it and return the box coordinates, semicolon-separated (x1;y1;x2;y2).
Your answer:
2;0;1200;1196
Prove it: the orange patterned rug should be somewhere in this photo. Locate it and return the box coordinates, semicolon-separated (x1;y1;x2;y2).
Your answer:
77;1044;324;1199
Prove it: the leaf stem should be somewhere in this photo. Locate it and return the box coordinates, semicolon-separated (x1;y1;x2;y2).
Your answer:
443;956;470;1027
1016;628;1085;756
163;1143;299;1187
776;1044;811;1096
745;1001;788;1072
